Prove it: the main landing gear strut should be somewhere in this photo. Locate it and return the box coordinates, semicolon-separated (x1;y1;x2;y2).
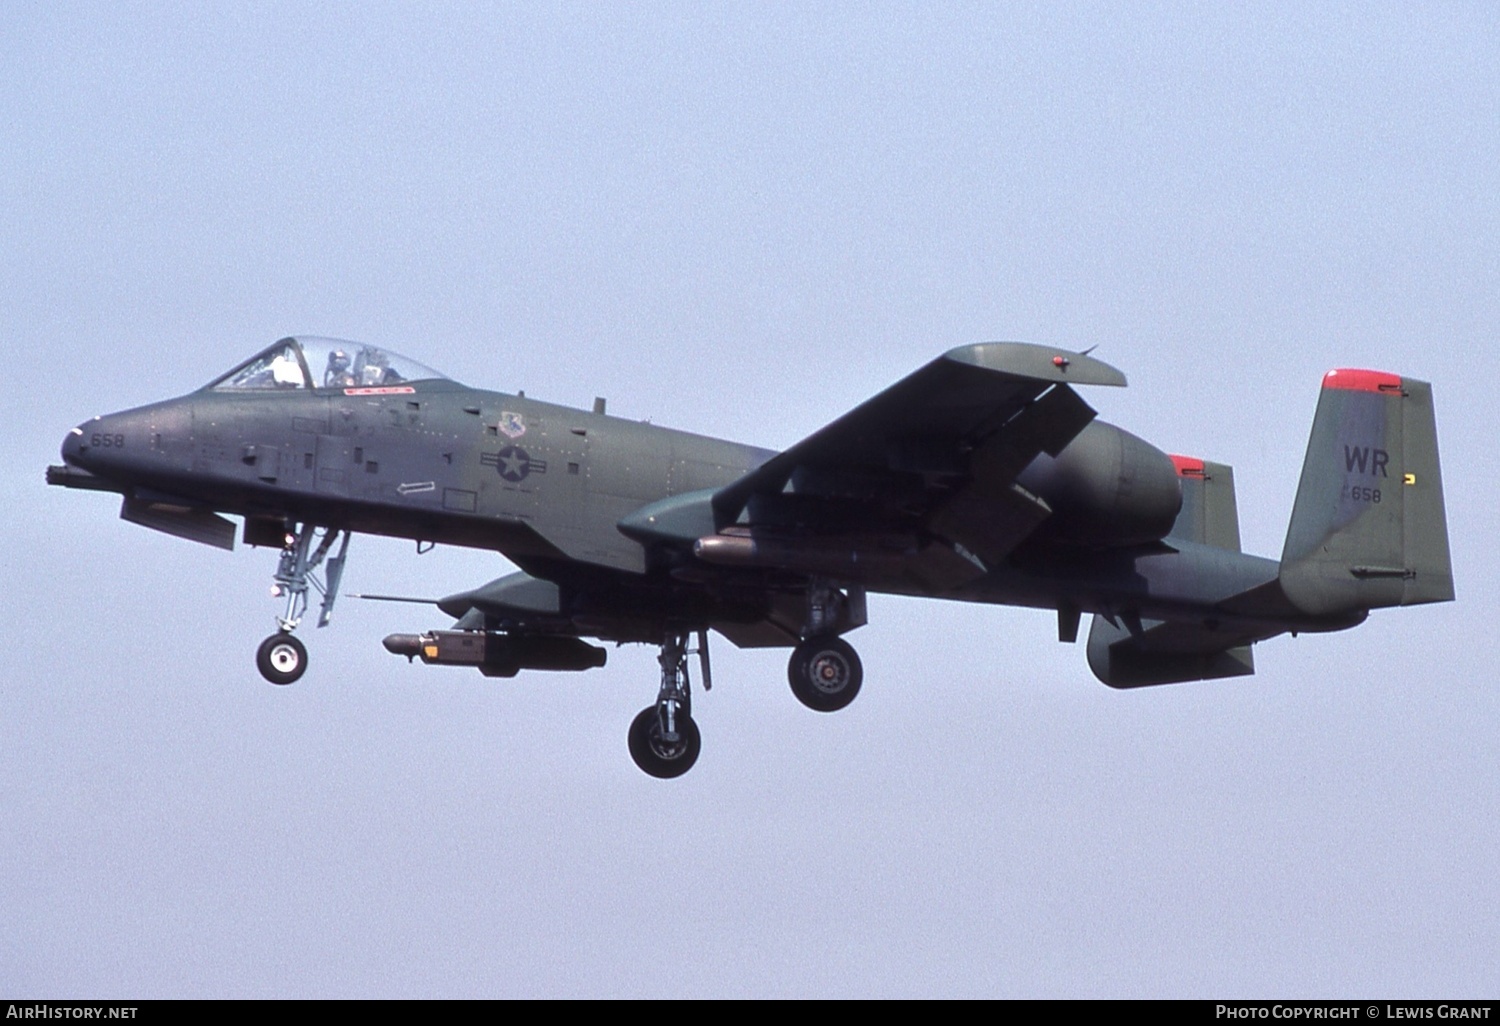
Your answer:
627;583;867;778
254;523;350;685
628;630;711;778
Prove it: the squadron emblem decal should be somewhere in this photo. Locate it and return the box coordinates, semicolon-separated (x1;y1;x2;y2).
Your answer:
498;411;527;439
482;445;547;483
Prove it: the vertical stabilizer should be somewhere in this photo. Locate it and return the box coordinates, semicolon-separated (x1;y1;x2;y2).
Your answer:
1168;456;1242;551
1279;370;1453;616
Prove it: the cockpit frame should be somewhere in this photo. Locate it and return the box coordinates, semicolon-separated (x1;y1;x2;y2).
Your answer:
204;337;452;393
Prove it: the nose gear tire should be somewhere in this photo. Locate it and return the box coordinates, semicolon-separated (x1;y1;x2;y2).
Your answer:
257;633;308;686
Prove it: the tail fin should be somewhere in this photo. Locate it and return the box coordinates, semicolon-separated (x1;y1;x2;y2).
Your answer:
1168;455;1242;551
1083;455;1257;688
1279;369;1454;616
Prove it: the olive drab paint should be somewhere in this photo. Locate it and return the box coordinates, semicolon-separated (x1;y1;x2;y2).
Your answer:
49;338;1455;775
1280;371;1453;617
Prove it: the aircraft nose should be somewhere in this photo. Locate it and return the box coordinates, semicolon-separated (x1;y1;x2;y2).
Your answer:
61;425;87;466
61;414;134;473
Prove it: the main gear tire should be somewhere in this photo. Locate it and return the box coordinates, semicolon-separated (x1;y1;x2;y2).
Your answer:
627;705;701;779
788;636;862;712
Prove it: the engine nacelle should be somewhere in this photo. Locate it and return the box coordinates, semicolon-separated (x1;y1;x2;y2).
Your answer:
383;631;607;678
1016;420;1182;547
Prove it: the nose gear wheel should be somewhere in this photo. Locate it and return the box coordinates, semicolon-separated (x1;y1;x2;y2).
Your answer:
256;632;307;685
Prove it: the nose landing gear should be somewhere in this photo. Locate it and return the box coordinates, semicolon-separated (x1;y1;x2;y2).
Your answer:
254;523;350;685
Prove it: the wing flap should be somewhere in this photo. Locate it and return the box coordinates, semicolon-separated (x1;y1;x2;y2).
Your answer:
927;383;1099;563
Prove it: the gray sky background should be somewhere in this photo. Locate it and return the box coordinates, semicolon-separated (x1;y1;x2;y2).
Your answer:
3;1;1497;997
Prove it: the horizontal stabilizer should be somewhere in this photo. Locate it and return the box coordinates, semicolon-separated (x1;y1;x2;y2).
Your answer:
1086;613;1256;689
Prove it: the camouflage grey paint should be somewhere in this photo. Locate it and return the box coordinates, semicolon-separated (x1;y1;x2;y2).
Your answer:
51;340;1455;688
1280;371;1453;616
58;376;773;575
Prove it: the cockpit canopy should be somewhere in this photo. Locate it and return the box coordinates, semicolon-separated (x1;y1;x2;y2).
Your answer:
205;337;452;392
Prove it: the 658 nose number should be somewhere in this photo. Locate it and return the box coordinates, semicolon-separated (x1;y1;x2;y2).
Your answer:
90;433;125;448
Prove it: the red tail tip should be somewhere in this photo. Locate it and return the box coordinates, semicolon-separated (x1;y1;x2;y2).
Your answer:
1170;454;1206;477
1323;368;1402;393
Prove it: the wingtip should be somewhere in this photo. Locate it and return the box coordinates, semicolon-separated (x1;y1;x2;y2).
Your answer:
943;342;1127;387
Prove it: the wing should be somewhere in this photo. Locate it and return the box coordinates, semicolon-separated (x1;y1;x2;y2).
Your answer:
705;342;1127;591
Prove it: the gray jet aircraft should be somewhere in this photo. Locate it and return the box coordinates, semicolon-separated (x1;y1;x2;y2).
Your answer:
48;337;1454;776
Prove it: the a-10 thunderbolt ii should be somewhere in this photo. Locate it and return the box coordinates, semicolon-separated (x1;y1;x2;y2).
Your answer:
48;337;1453;777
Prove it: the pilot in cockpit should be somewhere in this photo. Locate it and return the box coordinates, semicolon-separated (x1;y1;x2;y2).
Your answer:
269;351;305;388
324;349;356;388
354;348;403;386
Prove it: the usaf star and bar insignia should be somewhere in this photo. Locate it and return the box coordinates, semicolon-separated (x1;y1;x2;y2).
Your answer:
481;445;547;483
